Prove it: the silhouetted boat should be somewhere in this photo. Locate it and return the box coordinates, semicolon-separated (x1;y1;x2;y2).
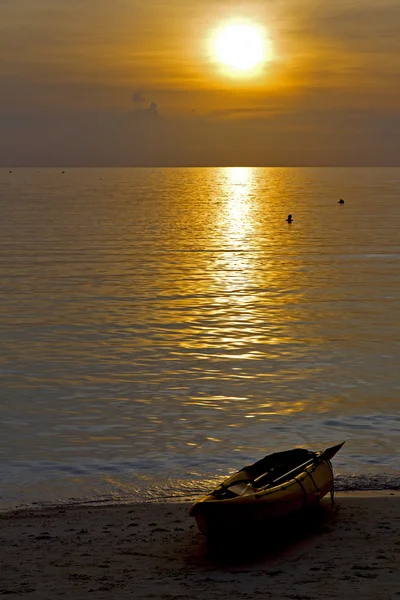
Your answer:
190;442;345;535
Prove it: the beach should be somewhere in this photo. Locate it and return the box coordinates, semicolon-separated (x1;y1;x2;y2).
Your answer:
0;492;399;599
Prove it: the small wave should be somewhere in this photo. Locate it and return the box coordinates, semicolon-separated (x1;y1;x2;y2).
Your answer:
335;473;400;491
3;472;399;515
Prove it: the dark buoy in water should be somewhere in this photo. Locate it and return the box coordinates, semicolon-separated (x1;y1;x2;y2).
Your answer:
286;214;293;223
338;199;344;204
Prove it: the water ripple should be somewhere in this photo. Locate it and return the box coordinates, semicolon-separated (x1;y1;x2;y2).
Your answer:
0;167;399;508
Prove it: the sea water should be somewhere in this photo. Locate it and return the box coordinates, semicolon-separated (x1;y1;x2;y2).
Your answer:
0;167;399;509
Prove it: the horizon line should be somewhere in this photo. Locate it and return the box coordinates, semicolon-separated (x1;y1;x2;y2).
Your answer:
2;164;400;169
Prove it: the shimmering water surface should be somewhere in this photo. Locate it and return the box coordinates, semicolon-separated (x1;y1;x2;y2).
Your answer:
0;167;399;509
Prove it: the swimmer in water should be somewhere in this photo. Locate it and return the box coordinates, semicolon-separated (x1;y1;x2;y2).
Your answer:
286;214;293;223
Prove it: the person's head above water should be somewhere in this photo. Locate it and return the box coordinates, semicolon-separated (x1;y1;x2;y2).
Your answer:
286;214;293;222
338;199;344;204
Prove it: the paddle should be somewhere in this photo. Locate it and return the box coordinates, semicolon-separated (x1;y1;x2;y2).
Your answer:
255;442;345;490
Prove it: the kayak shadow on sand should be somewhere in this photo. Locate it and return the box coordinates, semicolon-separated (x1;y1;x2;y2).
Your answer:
185;500;341;568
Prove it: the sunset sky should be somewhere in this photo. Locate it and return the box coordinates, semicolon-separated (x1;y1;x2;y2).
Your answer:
1;0;399;166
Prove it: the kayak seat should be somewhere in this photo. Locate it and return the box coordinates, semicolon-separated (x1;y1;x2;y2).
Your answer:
212;478;253;498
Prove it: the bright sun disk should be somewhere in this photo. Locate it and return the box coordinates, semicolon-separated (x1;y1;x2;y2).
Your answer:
213;23;270;73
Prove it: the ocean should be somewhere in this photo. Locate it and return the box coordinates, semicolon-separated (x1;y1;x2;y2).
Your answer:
0;166;399;510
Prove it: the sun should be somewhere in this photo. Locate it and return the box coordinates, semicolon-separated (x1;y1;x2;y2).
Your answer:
212;23;271;75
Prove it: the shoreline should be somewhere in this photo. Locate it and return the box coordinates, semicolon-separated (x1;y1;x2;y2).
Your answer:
1;492;399;599
1;489;399;517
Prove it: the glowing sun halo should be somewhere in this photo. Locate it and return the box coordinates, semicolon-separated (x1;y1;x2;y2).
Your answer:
213;23;270;74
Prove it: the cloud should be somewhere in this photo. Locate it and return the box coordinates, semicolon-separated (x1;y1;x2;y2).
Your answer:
206;107;281;120
148;102;159;115
132;101;161;122
284;0;400;54
131;92;160;119
1;103;399;167
132;91;145;104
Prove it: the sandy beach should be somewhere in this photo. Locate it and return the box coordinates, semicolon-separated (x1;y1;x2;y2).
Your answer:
0;492;399;599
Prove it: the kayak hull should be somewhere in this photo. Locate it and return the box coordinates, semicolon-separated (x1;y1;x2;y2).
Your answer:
190;444;343;536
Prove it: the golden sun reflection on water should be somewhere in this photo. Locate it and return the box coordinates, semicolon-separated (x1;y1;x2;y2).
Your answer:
211;167;259;316
209;167;300;350
176;166;312;421
221;167;254;238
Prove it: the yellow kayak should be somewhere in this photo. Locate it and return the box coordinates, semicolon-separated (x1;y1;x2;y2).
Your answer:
190;442;344;535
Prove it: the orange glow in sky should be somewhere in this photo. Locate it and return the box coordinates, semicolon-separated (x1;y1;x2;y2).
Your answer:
0;0;399;165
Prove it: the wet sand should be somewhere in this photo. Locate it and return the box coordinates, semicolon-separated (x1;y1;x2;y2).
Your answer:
0;492;399;599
